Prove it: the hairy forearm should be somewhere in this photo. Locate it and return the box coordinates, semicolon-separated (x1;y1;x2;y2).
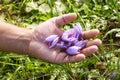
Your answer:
0;22;32;54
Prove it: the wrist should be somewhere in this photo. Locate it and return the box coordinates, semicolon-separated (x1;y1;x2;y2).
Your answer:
0;23;33;54
16;28;33;54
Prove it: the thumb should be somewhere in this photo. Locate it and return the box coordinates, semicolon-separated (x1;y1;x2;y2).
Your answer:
50;13;77;27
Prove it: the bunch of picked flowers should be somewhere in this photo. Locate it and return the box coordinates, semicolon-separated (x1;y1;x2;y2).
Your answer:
45;23;87;55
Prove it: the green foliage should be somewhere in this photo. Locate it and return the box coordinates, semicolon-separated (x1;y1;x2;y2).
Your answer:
0;0;120;80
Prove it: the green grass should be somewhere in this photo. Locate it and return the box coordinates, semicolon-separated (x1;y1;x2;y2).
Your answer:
0;0;120;80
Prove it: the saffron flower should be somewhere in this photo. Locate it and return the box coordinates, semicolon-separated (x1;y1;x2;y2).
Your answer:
66;46;81;55
45;23;86;55
45;35;59;48
73;23;82;38
109;70;117;78
56;41;72;49
61;29;78;43
75;40;87;49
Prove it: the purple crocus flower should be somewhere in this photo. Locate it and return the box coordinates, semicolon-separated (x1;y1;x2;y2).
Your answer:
109;70;117;78
61;29;78;43
66;46;81;55
75;40;86;49
45;35;59;48
61;23;83;43
73;23;82;38
45;35;58;42
56;41;72;49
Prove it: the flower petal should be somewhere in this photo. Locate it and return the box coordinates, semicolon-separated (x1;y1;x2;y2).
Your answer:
57;41;72;49
109;70;116;78
66;46;81;55
73;23;82;38
75;40;86;49
57;42;67;49
62;29;74;39
45;35;58;42
49;36;59;48
62;29;78;42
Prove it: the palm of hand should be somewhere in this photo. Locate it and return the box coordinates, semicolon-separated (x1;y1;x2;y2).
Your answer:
29;13;101;64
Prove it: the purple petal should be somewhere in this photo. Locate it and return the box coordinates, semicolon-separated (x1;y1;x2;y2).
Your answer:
109;70;117;78
45;35;58;42
57;42;67;49
75;40;87;49
57;41;72;49
62;29;78;42
66;46;81;55
73;23;82;38
49;37;59;48
62;29;74;39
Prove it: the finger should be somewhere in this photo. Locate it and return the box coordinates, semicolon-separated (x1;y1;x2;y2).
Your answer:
54;51;85;63
54;52;67;64
63;54;85;63
86;39;102;47
82;29;99;39
81;45;98;56
50;13;77;27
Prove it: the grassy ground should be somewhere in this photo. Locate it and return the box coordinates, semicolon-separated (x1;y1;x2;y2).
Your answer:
0;0;120;80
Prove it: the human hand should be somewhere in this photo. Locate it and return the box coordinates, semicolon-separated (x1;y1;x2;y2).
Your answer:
29;13;102;64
